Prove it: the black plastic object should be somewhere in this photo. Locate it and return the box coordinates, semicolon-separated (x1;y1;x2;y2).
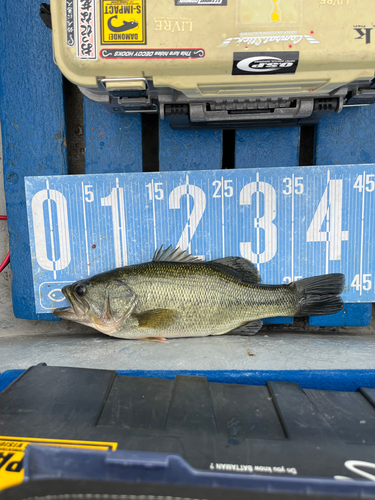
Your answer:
3;478;375;500
39;4;52;30
164;104;190;128
164;98;342;130
2;365;375;482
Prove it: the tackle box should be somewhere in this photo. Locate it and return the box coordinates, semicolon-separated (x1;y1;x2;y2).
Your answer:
48;0;375;129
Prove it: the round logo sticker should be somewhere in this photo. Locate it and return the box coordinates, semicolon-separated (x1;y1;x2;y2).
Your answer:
237;56;294;73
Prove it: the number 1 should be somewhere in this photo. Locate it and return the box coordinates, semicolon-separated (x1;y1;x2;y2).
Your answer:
101;181;127;267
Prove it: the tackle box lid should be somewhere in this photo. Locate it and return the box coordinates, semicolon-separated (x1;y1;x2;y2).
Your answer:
50;0;375;98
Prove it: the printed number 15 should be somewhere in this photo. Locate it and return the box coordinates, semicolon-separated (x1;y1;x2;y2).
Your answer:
146;182;164;200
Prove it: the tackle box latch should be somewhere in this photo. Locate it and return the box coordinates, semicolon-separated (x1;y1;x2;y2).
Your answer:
98;78;148;95
95;78;158;113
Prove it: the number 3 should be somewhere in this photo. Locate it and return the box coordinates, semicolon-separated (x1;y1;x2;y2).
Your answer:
239;178;277;264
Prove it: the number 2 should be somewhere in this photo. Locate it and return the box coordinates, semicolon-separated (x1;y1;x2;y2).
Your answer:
169;183;206;254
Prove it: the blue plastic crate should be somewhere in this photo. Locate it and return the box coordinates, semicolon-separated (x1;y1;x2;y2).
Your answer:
0;0;373;328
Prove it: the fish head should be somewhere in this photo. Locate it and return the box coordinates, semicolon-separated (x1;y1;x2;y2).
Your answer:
53;276;136;334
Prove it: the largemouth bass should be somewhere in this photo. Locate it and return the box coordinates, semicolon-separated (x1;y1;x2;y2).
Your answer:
54;246;345;341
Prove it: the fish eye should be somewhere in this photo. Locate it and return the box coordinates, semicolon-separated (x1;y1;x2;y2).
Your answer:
75;285;86;297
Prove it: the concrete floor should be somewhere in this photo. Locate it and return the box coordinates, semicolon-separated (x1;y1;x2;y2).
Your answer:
1;128;375;373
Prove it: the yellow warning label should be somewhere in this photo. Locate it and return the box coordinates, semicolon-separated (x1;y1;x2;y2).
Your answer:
101;0;146;45
0;436;117;491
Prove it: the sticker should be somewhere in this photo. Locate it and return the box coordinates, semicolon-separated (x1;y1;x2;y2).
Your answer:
232;51;299;75
321;0;350;4
271;0;280;22
209;462;298;475
66;0;75;46
175;0;226;5
353;25;374;44
154;17;193;32
100;48;204;58
222;31;319;47
77;0;96;59
101;0;146;45
0;436;117;491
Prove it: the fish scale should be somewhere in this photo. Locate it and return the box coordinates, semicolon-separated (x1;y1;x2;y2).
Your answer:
54;247;345;340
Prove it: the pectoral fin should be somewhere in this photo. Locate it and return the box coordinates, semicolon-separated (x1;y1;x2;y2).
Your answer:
132;309;177;329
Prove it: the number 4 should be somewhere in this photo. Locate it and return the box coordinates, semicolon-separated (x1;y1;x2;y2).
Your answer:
307;179;348;261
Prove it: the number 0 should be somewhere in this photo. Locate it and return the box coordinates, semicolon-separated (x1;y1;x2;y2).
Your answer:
31;189;71;271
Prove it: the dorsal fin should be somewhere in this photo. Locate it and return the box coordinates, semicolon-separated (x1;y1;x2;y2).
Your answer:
211;256;261;283
152;245;204;263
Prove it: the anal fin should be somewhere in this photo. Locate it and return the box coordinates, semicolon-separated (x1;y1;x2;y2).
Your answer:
138;337;168;343
225;320;263;336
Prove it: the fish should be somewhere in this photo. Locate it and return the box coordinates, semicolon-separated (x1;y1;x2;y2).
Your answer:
53;245;345;341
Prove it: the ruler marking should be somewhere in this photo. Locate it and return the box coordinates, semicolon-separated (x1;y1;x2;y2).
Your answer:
221;175;225;258
256;172;260;270
186;174;191;253
81;182;91;276
325;170;330;275
291;173;294;282
119;182;127;267
151;179;157;251
27;166;375;313
360;171;366;296
112;179;121;268
46;180;57;280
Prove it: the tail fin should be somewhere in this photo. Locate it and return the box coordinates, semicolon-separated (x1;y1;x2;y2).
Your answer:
292;274;345;317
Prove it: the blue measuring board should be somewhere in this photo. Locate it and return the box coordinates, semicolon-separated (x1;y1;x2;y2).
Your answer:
25;164;375;314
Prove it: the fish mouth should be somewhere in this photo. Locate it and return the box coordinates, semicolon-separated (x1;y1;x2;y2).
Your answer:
53;286;89;320
53;305;76;320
